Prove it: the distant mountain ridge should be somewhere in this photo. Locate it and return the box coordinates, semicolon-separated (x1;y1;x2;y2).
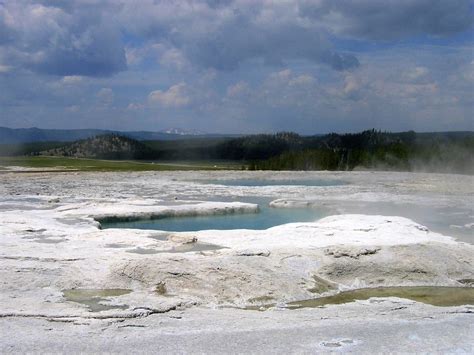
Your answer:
161;127;206;135
0;126;233;144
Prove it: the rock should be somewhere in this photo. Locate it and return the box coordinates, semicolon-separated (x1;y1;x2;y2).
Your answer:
319;243;474;288
269;199;312;208
155;282;167;295
168;235;198;244
308;275;338;294
235;249;271;257
324;246;380;259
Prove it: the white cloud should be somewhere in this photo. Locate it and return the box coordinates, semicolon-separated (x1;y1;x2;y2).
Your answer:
66;105;79;113
160;48;188;70
226;81;250;97
124;47;143;66
148;83;190;108
403;66;430;83
342;75;363;100
289;74;314;86
270;69;292;81
61;75;83;84
127;102;145;110
96;88;114;105
402;83;438;97
0;64;12;73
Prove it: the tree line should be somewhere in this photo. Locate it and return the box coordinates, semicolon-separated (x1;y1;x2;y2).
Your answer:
1;130;472;174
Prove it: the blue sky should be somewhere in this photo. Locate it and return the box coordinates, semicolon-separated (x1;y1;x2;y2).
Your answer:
0;0;473;134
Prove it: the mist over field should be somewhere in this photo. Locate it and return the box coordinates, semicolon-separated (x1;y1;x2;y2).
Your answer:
1;129;472;175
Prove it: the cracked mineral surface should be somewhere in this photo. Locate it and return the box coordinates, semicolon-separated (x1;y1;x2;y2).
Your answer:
0;170;473;353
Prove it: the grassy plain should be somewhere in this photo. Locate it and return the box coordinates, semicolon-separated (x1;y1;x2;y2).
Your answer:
0;156;243;172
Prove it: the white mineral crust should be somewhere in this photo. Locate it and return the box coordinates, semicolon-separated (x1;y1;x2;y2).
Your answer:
0;170;472;353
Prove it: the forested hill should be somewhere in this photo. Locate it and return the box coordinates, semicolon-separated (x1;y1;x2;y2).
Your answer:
38;134;155;160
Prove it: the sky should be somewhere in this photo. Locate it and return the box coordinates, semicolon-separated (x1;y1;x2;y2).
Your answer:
0;0;473;134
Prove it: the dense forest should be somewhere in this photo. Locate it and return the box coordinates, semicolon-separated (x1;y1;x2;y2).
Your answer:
0;130;472;174
231;130;474;174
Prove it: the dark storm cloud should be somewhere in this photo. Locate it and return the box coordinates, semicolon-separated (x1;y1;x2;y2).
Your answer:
120;1;359;72
30;23;126;77
322;52;360;72
299;0;473;40
0;1;126;77
1;0;472;78
184;20;359;71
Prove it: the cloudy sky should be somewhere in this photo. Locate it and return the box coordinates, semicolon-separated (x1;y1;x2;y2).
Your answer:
0;0;473;134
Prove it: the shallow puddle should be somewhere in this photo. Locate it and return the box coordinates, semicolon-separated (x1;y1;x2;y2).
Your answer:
127;242;225;254
62;289;131;312
105;243;134;248
32;238;66;244
248;287;474;310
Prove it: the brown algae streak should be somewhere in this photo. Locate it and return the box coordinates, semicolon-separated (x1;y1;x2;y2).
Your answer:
249;287;474;311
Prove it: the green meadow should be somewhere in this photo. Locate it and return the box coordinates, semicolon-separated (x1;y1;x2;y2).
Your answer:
0;156;243;172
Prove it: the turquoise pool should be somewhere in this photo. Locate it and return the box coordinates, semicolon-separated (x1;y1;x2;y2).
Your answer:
202;178;348;187
101;205;323;231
